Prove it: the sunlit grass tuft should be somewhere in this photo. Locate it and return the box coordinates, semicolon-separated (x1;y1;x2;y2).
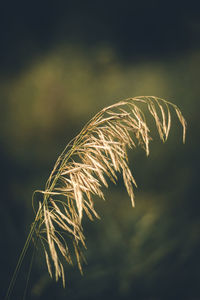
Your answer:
5;96;186;299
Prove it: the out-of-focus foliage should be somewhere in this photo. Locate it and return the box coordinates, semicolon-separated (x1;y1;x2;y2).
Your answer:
1;42;199;299
1;1;200;76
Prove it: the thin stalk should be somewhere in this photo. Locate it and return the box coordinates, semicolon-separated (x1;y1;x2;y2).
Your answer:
5;223;36;300
22;236;38;300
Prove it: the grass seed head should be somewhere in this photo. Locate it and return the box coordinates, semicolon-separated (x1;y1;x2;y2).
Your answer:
33;96;186;286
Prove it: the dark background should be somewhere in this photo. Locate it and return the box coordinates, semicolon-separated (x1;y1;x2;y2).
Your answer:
1;1;200;299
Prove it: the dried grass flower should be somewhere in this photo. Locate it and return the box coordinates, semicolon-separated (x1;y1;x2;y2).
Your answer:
6;96;186;298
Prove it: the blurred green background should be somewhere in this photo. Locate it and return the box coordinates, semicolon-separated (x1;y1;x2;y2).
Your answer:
1;1;200;299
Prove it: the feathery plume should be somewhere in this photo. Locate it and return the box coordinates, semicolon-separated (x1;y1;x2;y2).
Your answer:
25;96;188;287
